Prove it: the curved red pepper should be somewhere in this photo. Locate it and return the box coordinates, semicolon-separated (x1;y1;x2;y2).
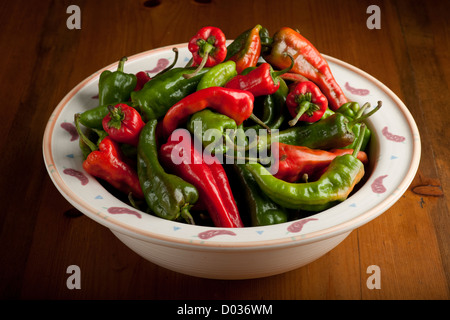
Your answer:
228;25;262;74
286;81;328;126
82;136;144;199
264;27;349;110
159;129;243;228
185;26;227;78
102;103;145;147
280;72;309;83
270;142;368;183
225;59;293;97
161;87;254;138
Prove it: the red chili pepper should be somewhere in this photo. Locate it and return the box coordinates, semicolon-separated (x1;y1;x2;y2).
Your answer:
286;81;328;126
225;57;293;97
134;71;151;91
184;26;227;79
82;136;144;199
102;103;145;147
159;129;244;228
263;27;349;110
270;142;368;183
280;72;309;83
228;25;262;74
161;86;254;138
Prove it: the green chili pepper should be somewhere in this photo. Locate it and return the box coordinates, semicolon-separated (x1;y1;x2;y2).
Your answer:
336;101;361;119
131;67;210;121
341;101;381;151
137;119;199;223
197;61;237;90
253;112;355;152
246;78;288;132
98;57;137;106
246;124;367;211
187;109;237;155
321;107;335;119
233;163;288;226
259;26;272;56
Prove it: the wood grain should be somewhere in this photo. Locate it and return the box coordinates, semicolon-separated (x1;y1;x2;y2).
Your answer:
0;0;449;300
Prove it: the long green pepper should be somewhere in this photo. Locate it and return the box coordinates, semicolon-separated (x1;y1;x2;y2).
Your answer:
137;119;199;223
196;61;237;90
246;124;367;212
233;163;288;226
245;78;288;131
187;109;237;155
252;112;355;152
131;67;209;121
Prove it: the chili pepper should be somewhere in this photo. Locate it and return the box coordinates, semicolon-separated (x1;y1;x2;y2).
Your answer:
267;101;378;151
160;86;254;138
102;103;145;147
341;101;381;151
259;26;273;56
321;107;335;119
134;71;151;92
78;101;133;130
280;72;309;83
246;124;367;211
75;114;144;199
336;101;362;119
159;129;244;228
187;109;237;155
98;57;137;107
245;78;288;131
255;113;356;151
137;120;198;224
133;48;179;92
226;25;262;74
184;26;227;79
263;27;348;110
130;66;210;121
225;55;294;97
233;163;288;226
75;121;107;160
196;60;237;91
270;142;368;183
286;81;328;126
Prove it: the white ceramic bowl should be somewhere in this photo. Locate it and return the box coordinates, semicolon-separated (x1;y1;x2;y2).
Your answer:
43;43;421;279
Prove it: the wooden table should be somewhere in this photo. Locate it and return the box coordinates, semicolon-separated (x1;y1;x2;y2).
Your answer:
1;0;449;301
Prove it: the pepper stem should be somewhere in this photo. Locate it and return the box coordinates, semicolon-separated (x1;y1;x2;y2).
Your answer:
249;114;271;134
352;123;366;157
288;101;309;126
183;40;214;79
288;94;320;126
117;56;127;72
354;102;370;119
180;205;195;225
272;53;295;79
155;47;179;77
106;105;124;130
350;101;382;126
74;114;98;152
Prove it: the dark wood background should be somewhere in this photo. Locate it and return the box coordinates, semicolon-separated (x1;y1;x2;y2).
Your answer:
1;0;449;300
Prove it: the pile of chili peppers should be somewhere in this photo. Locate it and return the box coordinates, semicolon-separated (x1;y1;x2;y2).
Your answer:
75;25;381;228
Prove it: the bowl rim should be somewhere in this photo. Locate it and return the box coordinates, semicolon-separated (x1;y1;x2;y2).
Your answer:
43;43;421;250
